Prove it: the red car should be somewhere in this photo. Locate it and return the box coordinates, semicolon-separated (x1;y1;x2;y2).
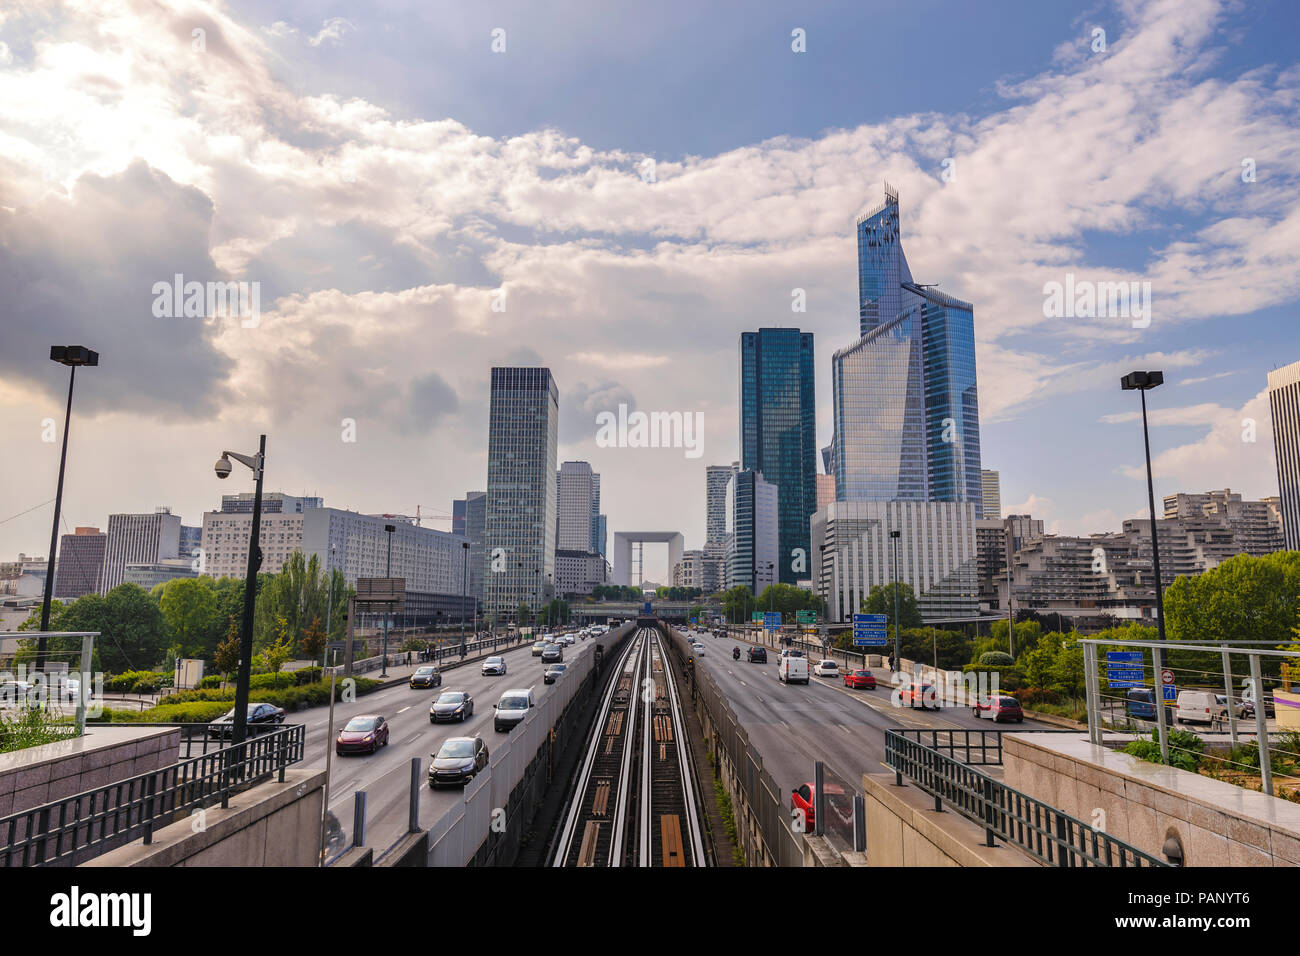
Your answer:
843;669;877;690
336;714;390;755
898;682;937;710
973;695;1024;723
791;781;851;833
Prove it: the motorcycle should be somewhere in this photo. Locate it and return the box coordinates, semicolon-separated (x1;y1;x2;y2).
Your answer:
733;646;741;661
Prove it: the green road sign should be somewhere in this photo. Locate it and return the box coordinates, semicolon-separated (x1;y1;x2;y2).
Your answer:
796;610;817;624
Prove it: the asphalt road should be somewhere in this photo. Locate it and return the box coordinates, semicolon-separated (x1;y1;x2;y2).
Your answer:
304;631;618;859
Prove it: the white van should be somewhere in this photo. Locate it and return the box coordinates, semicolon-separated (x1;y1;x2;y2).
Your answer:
778;649;809;685
1175;689;1223;725
493;687;536;733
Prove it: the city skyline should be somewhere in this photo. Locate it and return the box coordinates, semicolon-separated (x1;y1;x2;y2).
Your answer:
2;0;1298;584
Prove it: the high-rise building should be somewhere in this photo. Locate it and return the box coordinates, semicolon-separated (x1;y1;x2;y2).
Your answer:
705;464;737;545
219;492;321;514
200;492;323;579
1266;363;1300;549
103;508;181;593
464;491;487;607
556;461;606;596
816;473;835;510
836;186;983;513
54;527;106;599
725;470;779;595
981;470;1001;521
485;367;559;621
1162;488;1284;555
452;498;467;536
740;328;817;584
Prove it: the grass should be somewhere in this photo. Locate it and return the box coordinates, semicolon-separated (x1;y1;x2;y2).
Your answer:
713;776;746;866
0;707;80;754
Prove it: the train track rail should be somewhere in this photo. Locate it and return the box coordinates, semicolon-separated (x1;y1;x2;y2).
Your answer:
551;626;707;867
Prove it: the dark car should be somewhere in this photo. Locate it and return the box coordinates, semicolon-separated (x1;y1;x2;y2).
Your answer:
843;669;876;690
430;691;474;723
207;702;285;739
409;665;442;689
1125;687;1175;723
747;646;768;664
543;663;567;685
428;736;489;788
974;695;1024;723
336;714;389;755
541;643;563;664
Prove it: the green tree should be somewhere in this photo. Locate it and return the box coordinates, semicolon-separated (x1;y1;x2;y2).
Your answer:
301;614;327;663
159;577;221;659
861;582;923;648
721;585;754;624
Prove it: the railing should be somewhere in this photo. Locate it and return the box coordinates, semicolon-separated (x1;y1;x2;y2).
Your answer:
328;632;530;677
885;729;1168;867
0;722;305;867
890;728;1007;766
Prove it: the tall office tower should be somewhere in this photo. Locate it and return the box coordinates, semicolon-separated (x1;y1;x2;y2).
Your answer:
833;186;982;511
705;464;737;545
102;508;182;593
593;515;608;559
452;498;467;536
54;527;106;599
1268;360;1300;550
464;491;487;606
740;328;817;584
725;470;779;595
485;367;559;621
981;470;1002;521
557;462;597;549
816;473;836;509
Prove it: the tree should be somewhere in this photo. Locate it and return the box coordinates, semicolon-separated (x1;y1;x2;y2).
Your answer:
159;577;221;659
861;583;923;642
258;617;293;672
1165;551;1300;652
301;615;327;663
213;618;241;686
755;583;822;621
721;585;754;624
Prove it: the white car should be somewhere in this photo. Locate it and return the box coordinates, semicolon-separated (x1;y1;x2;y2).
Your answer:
481;656;507;676
692;641;705;656
0;680;34;707
813;659;840;677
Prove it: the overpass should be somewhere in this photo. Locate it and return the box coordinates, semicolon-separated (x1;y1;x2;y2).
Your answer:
569;601;716;623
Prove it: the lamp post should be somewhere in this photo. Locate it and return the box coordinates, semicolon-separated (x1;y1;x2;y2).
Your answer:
322;543;336;672
1120;371;1167;641
37;346;98;669
460;541;469;656
214;435;265;750
890;530;902;673
381;524;395;677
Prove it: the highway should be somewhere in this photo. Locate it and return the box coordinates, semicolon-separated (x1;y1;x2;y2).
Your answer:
296;629;622;860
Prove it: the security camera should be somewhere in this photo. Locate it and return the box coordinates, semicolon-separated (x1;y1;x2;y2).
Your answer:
214;456;232;479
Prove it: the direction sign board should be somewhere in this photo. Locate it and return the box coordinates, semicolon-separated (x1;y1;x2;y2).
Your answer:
796;610;817;624
751;612;765;623
1162;684;1177;702
1106;668;1144;682
853;613;888;647
763;611;782;630
1106;651;1143;663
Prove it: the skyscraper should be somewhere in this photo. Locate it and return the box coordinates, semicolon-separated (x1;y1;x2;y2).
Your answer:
103;508;181;593
740;329;817;584
557;461;597;551
485;367;559;621
1268;360;1300;550
705;464;737;545
981;469;1002;521
54;527;106;599
833;186;983;512
464;491;487;608
725;469;779;595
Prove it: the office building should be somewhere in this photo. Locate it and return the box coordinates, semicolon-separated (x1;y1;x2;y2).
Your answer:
740;329;817;584
464;491;487;607
485;367;560;621
1269;361;1300;550
54;527;106;599
1163;489;1285;555
981;470;1001;521
812;500;979;623
103;508;182;593
705;464;737;545
200;493;319;580
725;470;779;595
817;473;835;510
219;492;321;514
124;560;197;590
672;550;707;589
556;549;608;597
452;498;467;536
555;462;607;596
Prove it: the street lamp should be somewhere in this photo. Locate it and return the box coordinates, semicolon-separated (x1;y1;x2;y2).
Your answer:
214;435;265;750
890;530;902;672
381;523;395;676
322;543;336;672
38;346;98;669
460;541;469;655
1120;371;1167;641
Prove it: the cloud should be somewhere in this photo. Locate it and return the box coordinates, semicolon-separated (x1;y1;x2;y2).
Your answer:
308;18;355;48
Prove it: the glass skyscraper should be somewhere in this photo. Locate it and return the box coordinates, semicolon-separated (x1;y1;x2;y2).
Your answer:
834;187;983;513
485;367;559;621
740;328;817;584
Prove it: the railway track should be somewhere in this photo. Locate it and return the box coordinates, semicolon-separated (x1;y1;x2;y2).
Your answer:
550;626;707;867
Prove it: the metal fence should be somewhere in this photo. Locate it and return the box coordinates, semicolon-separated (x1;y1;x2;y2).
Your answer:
0;722;305;867
885;728;1168;867
329;632;531;678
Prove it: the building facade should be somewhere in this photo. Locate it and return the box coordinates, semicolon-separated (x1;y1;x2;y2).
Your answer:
740;329;817;584
1269;360;1300;551
200;494;316;580
725;470;779;595
981;470;1001;521
1162;488;1284;555
484;367;559;621
123;560;197;590
464;491;487;607
705;464;737;545
103;509;181;593
54;527;106;599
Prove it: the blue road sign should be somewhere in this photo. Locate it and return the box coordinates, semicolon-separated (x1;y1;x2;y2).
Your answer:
853;613;888;647
1106;668;1144;681
1106;651;1143;662
1108;678;1144;689
763;611;782;630
643;601;651;615
1162;684;1177;702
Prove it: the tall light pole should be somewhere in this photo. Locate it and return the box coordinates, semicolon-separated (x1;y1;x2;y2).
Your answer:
322;543;336;672
460;540;469;655
381;523;395;676
38;346;98;669
214;435;265;750
1121;371;1167;641
890;530;902;671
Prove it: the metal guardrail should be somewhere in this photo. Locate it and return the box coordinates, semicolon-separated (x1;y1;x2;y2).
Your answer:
328;632;531;677
890;728;1007;766
885;728;1169;867
0;722;305;867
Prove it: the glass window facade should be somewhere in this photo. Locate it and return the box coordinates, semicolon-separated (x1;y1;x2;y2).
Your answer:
739;328;817;584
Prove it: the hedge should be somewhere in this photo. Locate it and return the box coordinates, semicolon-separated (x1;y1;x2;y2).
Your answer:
156;676;380;711
198;667;324;691
103;670;171;694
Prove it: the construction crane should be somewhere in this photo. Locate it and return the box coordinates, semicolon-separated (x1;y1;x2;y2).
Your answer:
372;506;454;528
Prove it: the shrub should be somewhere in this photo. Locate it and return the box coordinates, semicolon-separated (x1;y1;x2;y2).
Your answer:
978;651;1015;667
103;670;168;694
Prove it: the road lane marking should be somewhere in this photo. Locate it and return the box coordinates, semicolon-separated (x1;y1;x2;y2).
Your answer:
397;706;411;714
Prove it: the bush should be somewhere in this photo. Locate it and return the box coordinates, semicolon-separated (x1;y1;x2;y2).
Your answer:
978;651;1015;667
156;676;379;710
90;701;236;724
103;670;169;694
1123;729;1203;772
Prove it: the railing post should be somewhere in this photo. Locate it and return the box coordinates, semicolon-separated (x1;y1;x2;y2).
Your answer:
1083;641;1101;745
409;757;421;832
1221;645;1238;748
352;790;367;848
983;775;996;847
813;761;825;836
1152;644;1170;765
852;795;866;853
1249;653;1272;797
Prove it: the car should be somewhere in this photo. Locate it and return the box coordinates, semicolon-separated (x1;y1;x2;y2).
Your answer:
813;659;840;677
208;702;286;738
790;781;852;832
428;736;489;788
692;641;705;654
1124;687;1175;723
0;680;34;707
336;714;389;755
481;656;507;676
973;695;1023;722
409;665;442;689
777;650;809;684
1175;689;1220;725
543;663;567;684
898;682;937;710
541;643;563;663
430;691;474;723
843;669;876;689
1240;695;1275;719
747;646;768;664
494;688;535;732
531;640;549;657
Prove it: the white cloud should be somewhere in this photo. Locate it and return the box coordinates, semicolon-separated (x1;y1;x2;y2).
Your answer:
307;18;355;48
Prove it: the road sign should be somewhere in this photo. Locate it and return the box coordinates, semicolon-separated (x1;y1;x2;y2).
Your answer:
1108;678;1144;689
356;576;405;610
1106;651;1143;663
1106;668;1144;682
853;613;888;647
1161;669;1175;686
763;611;782;630
643;601;652;615
751;612;765;623
796;610;817;624
1162;684;1177;702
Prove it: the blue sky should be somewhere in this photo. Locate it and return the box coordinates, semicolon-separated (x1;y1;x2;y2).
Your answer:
1;0;1298;578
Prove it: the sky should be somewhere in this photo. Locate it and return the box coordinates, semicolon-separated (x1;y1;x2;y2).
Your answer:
1;0;1298;582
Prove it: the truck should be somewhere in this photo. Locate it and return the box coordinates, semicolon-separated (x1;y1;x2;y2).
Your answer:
777;648;809;685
